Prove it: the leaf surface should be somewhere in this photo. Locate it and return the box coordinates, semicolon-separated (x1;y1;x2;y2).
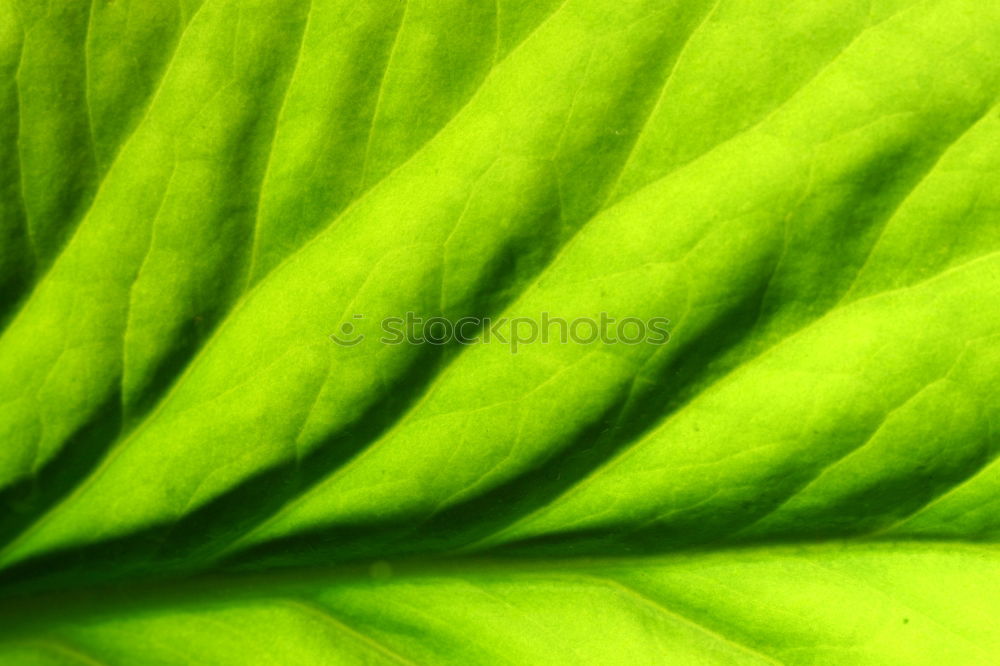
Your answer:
1;0;999;663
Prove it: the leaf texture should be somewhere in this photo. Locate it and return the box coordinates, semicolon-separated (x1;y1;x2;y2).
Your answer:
1;0;999;663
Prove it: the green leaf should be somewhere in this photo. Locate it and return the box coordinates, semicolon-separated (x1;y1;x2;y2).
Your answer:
1;0;999;663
